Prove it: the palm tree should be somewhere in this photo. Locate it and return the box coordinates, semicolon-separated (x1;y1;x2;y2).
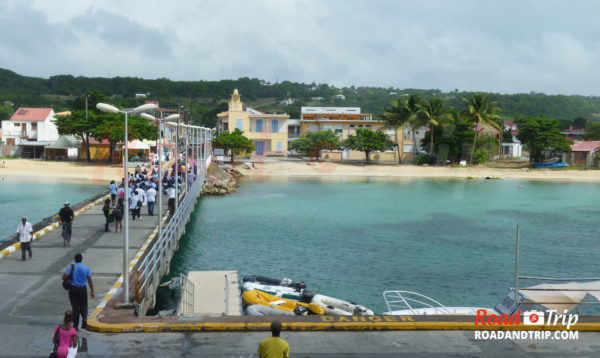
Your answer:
420;98;446;156
381;99;409;163
402;94;424;159
462;93;501;164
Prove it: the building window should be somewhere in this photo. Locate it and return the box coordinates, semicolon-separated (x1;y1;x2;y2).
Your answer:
14;122;20;127
256;119;263;132
236;119;243;130
350;125;355;128
276;141;282;152
366;125;371;129
272;120;278;133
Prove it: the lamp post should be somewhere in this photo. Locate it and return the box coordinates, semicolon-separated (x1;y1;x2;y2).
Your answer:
96;102;157;305
141;113;179;241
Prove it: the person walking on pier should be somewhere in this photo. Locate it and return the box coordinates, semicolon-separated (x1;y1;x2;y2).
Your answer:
258;321;289;358
102;198;111;232
109;180;117;206
167;184;176;216
113;204;123;233
16;216;33;261
52;310;78;358
146;185;156;216
63;253;95;331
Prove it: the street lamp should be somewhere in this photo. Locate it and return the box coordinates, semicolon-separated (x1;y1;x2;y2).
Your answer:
140;112;179;240
96;102;158;305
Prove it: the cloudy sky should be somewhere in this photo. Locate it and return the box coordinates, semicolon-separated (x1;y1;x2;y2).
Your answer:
1;0;599;95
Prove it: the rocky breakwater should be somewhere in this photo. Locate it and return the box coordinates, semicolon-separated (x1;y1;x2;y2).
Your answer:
201;164;243;195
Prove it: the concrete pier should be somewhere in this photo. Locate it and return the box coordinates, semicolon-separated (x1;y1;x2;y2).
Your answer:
185;270;242;316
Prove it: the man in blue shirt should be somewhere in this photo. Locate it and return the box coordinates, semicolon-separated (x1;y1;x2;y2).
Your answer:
63;253;95;330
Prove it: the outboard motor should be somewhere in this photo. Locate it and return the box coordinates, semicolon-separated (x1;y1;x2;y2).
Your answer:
300;290;314;303
295;282;307;291
294;306;309;316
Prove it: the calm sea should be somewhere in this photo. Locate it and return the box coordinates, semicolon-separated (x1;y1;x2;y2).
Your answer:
0;178;104;240
153;177;600;315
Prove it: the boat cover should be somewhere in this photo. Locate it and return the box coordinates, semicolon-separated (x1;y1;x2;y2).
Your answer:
519;281;600;312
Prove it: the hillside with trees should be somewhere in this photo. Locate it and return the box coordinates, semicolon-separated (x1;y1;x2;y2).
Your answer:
1;67;600;129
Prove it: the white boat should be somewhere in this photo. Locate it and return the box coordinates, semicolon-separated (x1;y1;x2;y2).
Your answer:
241;275;310;300
382;290;494;315
312;294;374;316
245;304;296;316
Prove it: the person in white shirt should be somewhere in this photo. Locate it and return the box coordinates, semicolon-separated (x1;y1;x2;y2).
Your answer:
16;216;33;261
130;190;140;221
167;185;176;216
146;186;157;216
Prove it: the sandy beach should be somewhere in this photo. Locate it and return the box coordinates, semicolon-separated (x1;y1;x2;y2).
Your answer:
1;159;599;183
0;159;125;183
239;160;600;183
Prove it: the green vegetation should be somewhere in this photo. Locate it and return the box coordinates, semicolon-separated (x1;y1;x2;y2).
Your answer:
584;122;600;140
2;68;600;129
212;129;255;164
461;93;501;164
289;130;340;161
342;129;393;163
516;116;572;163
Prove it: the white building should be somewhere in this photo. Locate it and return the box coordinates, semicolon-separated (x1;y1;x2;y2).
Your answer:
1;108;59;158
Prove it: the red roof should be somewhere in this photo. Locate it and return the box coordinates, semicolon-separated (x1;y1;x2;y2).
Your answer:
10;108;52;121
571;141;600;152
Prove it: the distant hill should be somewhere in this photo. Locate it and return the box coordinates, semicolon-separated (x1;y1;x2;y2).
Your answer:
1;68;599;126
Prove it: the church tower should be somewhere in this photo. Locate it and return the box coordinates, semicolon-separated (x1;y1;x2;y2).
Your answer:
228;89;243;112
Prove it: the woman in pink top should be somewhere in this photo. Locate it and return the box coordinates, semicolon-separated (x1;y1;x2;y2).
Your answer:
52;310;78;358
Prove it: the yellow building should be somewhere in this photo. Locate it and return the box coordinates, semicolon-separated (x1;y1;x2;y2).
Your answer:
300;106;421;161
217;90;289;156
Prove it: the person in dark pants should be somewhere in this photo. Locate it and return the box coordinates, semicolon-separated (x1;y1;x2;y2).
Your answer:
63;253;95;330
16;216;33;261
102;198;111;232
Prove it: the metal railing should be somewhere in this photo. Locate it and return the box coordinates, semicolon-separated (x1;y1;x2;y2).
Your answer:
224;274;230;316
179;273;195;316
134;156;209;314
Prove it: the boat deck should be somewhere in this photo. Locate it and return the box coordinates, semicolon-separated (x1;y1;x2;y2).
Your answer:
186;271;242;316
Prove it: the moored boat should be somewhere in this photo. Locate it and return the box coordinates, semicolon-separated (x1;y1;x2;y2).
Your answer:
242;289;324;315
312;294;374;316
241;275;309;300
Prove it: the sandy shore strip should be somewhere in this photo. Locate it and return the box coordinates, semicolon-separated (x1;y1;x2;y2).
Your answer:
0;159;599;183
0;159;128;183
238;160;600;182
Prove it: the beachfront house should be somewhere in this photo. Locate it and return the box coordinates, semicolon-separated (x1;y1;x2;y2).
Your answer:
1;107;59;158
566;141;600;166
217;89;289;156
501;120;523;158
300;106;405;161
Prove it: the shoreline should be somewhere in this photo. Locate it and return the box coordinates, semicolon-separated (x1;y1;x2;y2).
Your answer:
238;161;600;183
0;159;599;184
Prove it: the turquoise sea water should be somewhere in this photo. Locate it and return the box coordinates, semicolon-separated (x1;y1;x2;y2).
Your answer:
153;177;600;315
0;179;103;240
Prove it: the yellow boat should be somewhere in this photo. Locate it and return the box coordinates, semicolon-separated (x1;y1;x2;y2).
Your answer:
242;290;324;315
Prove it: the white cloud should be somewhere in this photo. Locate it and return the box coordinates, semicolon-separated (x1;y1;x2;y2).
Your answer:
2;0;600;95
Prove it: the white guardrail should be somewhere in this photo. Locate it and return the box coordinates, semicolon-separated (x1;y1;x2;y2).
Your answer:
134;162;207;315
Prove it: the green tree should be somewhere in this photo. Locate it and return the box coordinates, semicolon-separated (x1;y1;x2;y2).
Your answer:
419;97;446;156
572;117;587;129
53;110;103;162
381;98;410;163
342;129;393;163
421;109;474;165
289;130;340;161
212;128;255;164
0;103;13;120
583;122;600;140
462;93;501;163
516;116;572;163
93;114;159;163
401;94;424;158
